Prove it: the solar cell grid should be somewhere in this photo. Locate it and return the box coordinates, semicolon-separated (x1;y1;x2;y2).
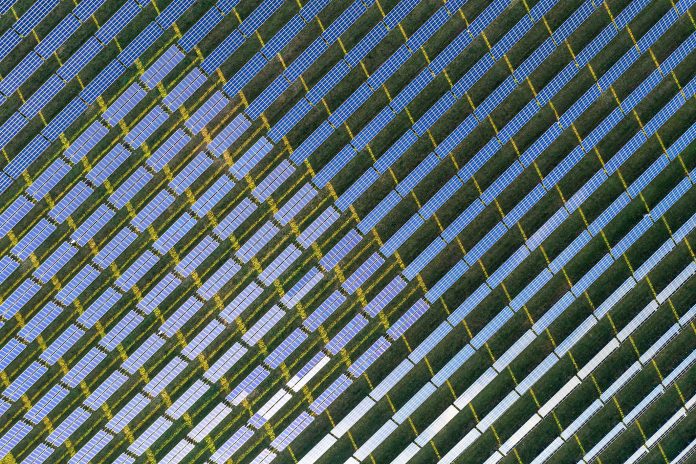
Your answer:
12;218;56;261
1;1;694;462
186;91;229;135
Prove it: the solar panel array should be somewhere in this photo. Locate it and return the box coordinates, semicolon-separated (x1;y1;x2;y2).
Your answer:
0;0;694;463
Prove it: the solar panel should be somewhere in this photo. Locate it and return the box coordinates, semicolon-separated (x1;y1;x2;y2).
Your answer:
170;151;212;194
192;175;235;217
265;328;307;369
204;342;247;383
210;426;254;463
153;213;196;253
326;315;368;355
9;136;51;177
275;184;317;226
95;0;141;44
71;205;115;246
122;333;164;373
62;348;106;388
310;374;352;415
13;0;59;36
86;144;130;186
304;289;346;332
167;381;210;420
197;258;241;300
47;406;90;446
144;357;188;396
40;324;84;364
103;82;146;126
280;267;323;308
182;321;225;360
12;218;56;261
129;417;173;455
33;241;78;283
3;361;46;401
297;207;339;249
81;59;126;105
106;393;150;433
142;45;185;89
219;281;263;322
73;0;106;21
179;8;223;53
261;15;304;60
160;295;203;336
0;256;18;286
227;366;269;405
230;137;273;179
235;221;279;263
109;167;153;209
55;264;100;305
57;37;103;81
201;29;244;75
131;189;175;231
271;412;314;451
18;302;61;343
242;305;285;346
100;311;144;351
176;235;219;277
137;272;181;313
157;0;194;29
125;105;168;148
77;287;121;328
93;228;137;269
208;114;251;157
115;251;160;290
260;239;302;283
163;68;207;111
0;52;42;96
342;252;384;294
0;113;29;152
186;91;228;134
0;421;32;457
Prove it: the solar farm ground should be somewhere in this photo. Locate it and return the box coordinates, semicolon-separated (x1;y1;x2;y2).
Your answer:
0;0;694;463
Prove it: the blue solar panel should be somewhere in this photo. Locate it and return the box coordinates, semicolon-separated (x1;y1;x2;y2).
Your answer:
320;228;362;269
95;0;141;44
164;68;207;110
0;28;20;63
0;196;33;238
73;0;106;21
262;15;304;59
71;205;115;246
0;52;42;96
40;97;87;142
12;218;55;260
186;91;228;134
81;60;126;104
36;14;80;59
408;7;448;51
268;98;312;143
57;36;103;81
0;112;28;150
201;29;244;75
119;22;163;67
8;136;51;178
180;8;223;52
20;75;65;119
157;0;195;29
125;105;168;147
336;169;379;211
346;24;387;67
13;0;59;36
239;0;283;37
